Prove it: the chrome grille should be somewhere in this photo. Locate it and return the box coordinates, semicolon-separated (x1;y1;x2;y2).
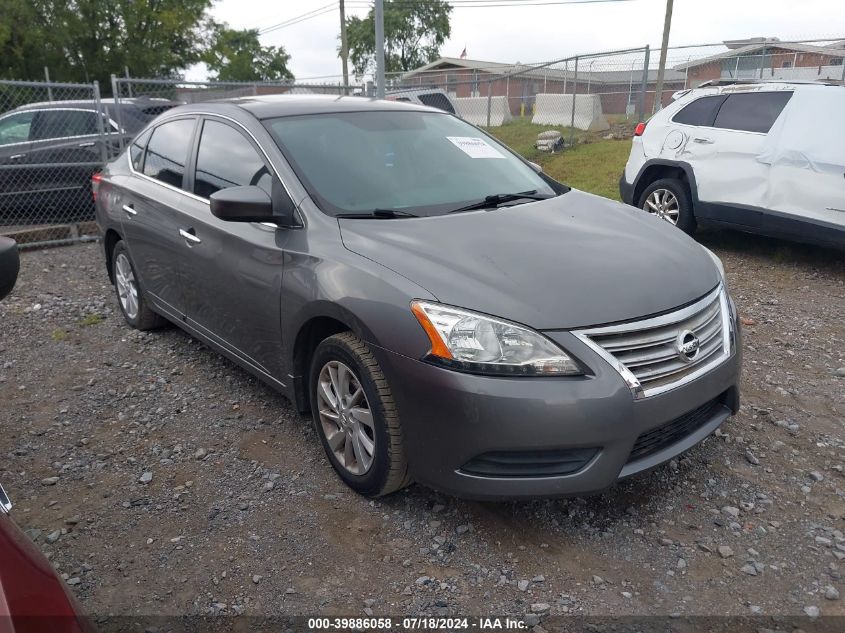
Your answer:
574;285;731;398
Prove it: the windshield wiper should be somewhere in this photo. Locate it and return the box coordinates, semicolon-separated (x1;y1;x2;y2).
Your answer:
335;208;419;219
447;190;554;214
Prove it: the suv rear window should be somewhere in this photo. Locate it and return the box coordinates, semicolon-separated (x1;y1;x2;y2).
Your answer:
417;92;456;114
672;95;726;127
713;92;793;134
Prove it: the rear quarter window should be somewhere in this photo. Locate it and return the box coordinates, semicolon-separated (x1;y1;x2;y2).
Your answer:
713;91;793;133
142;118;195;188
417;92;456;114
671;95;727;127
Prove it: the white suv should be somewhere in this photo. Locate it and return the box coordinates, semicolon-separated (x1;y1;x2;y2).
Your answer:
620;82;844;249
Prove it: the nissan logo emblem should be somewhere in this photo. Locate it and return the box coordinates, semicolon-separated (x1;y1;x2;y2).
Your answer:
676;329;701;362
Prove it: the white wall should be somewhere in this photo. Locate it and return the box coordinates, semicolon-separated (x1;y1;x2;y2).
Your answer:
455;96;513;127
532;94;610;131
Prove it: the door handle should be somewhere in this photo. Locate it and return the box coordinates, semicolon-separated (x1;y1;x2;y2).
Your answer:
9;154;24;160
179;228;201;245
122;204;137;216
78;141;96;148
693;137;714;144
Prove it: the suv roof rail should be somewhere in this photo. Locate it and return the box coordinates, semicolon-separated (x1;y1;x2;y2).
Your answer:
696;78;844;88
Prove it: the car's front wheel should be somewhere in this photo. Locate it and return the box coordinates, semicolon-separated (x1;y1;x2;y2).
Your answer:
309;332;410;497
638;178;696;235
111;240;166;330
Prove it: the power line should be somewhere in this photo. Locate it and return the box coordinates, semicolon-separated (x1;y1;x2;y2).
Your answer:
345;0;635;5
256;0;638;36
259;2;338;34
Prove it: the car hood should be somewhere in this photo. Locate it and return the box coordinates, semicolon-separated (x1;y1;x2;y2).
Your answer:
338;189;720;330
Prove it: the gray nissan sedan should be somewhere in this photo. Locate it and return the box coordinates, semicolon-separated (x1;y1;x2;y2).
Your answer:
94;95;741;500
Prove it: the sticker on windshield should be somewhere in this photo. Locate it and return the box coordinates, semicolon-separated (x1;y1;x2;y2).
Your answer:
446;136;506;159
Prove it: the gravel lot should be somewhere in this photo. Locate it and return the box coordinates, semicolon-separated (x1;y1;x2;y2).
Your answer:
1;233;844;623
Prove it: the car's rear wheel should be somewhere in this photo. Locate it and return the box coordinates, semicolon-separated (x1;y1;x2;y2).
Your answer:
638;178;696;235
309;332;410;497
111;240;166;330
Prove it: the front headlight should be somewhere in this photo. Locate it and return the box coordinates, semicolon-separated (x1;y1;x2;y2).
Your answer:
410;301;582;376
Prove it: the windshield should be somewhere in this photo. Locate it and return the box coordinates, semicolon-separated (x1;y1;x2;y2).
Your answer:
263;111;557;217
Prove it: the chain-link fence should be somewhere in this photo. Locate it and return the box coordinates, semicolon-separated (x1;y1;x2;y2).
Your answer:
384;47;659;149
0;77;361;248
109;77;363;153
3;38;842;249
667;44;845;86
0;79;113;247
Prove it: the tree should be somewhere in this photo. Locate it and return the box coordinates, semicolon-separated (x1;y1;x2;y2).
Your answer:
0;0;295;88
0;0;213;85
204;25;294;82
345;0;452;76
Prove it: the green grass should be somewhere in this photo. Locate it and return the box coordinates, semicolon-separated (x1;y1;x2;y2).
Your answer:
51;328;69;341
486;118;632;201
78;313;105;327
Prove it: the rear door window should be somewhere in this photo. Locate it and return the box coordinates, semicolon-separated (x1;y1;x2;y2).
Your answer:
672;95;727;127
713;92;793;134
31;110;100;140
193;119;272;199
142;118;195;188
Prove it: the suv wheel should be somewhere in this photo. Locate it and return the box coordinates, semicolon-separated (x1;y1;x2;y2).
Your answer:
309;332;410;497
638;178;696;235
112;240;167;330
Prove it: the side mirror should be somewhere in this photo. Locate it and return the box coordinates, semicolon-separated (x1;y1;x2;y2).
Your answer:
210;185;295;224
0;236;20;303
528;161;543;174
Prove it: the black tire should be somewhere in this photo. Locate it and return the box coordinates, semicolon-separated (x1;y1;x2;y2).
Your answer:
637;178;696;235
111;240;167;331
309;332;410;497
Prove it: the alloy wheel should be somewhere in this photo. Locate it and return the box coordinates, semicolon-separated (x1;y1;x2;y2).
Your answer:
114;252;139;320
643;188;680;225
316;361;376;475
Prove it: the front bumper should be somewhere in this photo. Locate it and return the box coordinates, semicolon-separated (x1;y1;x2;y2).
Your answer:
372;324;741;500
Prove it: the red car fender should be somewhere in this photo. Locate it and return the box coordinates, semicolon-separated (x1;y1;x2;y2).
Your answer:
0;512;92;633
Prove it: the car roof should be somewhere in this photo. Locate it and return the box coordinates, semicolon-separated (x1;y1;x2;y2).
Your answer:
7;97;179;114
168;94;441;120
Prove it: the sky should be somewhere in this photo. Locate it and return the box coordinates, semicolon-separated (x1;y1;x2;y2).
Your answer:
203;0;845;81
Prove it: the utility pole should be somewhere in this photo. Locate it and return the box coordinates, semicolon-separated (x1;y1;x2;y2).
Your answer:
374;0;385;98
653;0;673;113
339;0;349;93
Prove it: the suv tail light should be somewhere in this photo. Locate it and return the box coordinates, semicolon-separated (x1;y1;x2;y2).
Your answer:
634;122;646;137
91;172;102;202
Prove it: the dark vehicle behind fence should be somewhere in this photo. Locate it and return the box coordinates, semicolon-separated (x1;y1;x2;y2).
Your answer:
0;97;179;224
